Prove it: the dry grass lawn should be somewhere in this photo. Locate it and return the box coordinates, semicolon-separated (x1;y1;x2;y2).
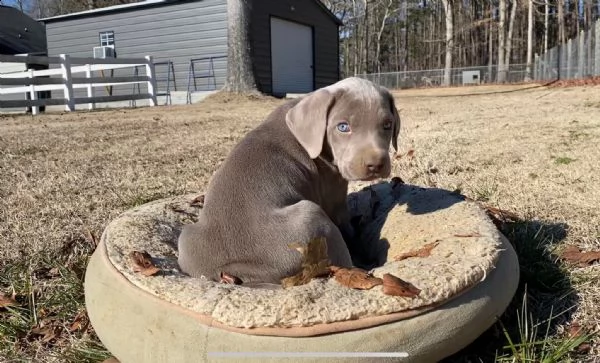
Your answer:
0;84;599;362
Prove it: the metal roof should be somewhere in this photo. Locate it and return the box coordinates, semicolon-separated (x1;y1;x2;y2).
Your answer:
38;0;343;26
0;5;47;55
38;0;174;22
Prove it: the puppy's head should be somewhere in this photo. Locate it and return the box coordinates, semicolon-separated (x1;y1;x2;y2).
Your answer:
285;77;400;181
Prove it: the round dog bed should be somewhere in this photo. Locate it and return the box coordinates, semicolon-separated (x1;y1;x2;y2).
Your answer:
85;180;519;363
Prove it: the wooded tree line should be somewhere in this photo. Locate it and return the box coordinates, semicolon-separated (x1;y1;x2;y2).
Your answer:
322;0;600;83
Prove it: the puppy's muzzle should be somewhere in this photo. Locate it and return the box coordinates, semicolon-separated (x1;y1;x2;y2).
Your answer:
360;150;391;180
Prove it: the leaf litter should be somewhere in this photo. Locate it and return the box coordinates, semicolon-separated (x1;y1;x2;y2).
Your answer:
281;237;421;297
559;245;600;267
129;250;162;276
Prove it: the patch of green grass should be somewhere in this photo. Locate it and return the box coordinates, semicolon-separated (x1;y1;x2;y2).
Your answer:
472;182;498;202
442;218;587;362
554;156;576;165
0;237;111;362
497;291;593;363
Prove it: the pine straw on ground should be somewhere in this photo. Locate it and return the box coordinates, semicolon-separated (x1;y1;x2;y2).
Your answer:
0;85;599;362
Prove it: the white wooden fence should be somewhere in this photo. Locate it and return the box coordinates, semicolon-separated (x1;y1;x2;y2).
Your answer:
0;54;158;115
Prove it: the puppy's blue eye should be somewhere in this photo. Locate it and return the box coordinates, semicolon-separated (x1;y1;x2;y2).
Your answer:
383;120;393;130
337;122;351;133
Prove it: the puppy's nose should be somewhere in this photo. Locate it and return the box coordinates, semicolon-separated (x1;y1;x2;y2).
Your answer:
366;154;386;173
367;162;383;173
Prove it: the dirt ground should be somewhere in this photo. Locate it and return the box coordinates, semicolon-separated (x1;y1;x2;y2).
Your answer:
1;84;599;361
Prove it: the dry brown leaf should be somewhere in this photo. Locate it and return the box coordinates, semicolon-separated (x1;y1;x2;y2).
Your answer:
560;245;600;267
190;194;205;207
0;292;18;309
394;241;439;261
480;204;521;229
31;325;61;343
281;237;331;288
454;232;482;238
382;273;421;297
69;310;89;333
84;228;98;247
331;267;383;290
394;149;415;160
576;342;592;354
219;272;243;285
129;250;161;276
568;322;583;338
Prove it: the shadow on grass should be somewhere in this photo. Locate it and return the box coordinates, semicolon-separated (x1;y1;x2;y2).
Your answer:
442;218;580;362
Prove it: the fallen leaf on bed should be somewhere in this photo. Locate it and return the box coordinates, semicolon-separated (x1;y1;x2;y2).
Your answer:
559;245;600;267
0;292;18;309
129;250;161;276
393;241;439;261
190;194;205;207
331;266;383;290
382;273;421;297
220;272;243;285
281;237;331;288
453;232;482;238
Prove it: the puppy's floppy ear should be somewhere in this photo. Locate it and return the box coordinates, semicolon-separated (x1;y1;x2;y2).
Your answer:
385;89;401;151
285;89;336;159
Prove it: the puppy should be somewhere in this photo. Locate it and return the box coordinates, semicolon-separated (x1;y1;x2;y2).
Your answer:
178;77;400;285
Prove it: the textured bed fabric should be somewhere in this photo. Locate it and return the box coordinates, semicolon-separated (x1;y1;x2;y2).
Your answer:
98;181;504;330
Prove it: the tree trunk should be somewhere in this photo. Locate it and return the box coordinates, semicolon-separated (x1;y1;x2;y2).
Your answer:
543;0;549;53
441;0;453;86
403;0;408;71
375;0;392;73
364;0;370;74
497;0;507;82
557;0;565;45
488;6;494;82
504;0;517;79
525;0;533;81
223;0;257;93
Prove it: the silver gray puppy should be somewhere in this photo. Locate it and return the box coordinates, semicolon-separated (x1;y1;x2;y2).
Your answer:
178;77;401;285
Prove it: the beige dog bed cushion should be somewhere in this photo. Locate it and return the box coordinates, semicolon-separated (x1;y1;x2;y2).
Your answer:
85;180;519;362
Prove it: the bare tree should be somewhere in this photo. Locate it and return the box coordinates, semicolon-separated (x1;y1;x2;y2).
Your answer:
223;0;258;93
543;0;549;53
557;0;565;45
504;0;517;78
374;0;395;73
441;0;454;86
525;0;533;80
497;0;507;82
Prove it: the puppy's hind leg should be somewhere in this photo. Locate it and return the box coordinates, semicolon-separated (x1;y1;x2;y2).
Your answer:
279;200;353;269
177;216;220;281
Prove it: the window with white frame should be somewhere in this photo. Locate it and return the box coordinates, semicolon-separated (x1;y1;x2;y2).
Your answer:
99;31;115;47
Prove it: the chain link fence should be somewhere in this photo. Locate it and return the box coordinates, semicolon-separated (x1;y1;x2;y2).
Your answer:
535;19;600;81
355;64;528;89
